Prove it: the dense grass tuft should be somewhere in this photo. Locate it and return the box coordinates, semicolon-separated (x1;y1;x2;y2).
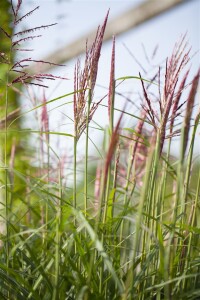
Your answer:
0;1;200;299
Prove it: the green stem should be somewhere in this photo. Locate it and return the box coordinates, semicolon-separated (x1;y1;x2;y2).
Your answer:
73;136;77;210
182;113;200;216
123;148;154;299
46;134;50;245
181;114;200;288
103;168;111;224
84;88;92;216
5;65;10;272
103;77;115;224
52;164;62;300
119;143;134;244
162;139;173;300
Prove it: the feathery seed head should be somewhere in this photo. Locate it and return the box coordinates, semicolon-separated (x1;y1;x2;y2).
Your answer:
108;36;115;122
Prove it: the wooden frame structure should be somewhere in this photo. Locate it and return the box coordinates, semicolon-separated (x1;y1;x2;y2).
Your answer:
31;0;189;73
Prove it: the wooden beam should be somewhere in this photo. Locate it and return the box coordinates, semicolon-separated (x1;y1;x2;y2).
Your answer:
31;0;189;73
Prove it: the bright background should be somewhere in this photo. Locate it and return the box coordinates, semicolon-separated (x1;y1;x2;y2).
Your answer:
13;0;200;159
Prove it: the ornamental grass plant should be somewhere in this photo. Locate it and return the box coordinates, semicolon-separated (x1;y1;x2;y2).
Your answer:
0;1;200;299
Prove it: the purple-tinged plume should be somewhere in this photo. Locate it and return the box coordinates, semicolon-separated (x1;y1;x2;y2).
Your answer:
108;36;115;122
182;69;200;158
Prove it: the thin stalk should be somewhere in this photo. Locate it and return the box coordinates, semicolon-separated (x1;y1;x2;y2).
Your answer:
120;114;146;252
177;137;186;218
87;113;120;294
111;143;120;219
103;36;115;225
101;67;116;292
103;80;115;224
73;136;77;210
181;113;200;288
172;71;200;284
152;139;174;299
86;169;105;295
150;158;168;292
182;112;200;214
170;120;188;280
84;89;93;295
45;139;50;246
188;167;200;289
122;146;154;299
84;88;92;216
5;71;9;276
178;70;200;222
119;144;134;243
162;139;173;300
142;134;161;294
4;58;12;300
73;136;78;256
103;169;111;224
52;164;62;300
101;131;112;296
119;145;135;271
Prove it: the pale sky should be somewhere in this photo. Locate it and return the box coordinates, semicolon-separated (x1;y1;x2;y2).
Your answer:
13;0;200;159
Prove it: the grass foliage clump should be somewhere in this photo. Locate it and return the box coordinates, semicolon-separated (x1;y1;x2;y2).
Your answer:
0;1;200;299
